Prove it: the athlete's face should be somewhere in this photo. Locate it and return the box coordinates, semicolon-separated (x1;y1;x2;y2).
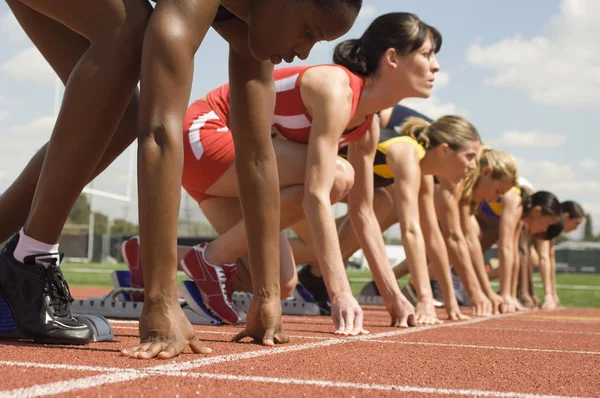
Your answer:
472;171;515;203
394;35;441;98
563;213;585;233
525;207;561;234
440;140;481;184
248;1;358;64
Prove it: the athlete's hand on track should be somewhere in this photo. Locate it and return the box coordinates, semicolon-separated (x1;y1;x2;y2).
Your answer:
471;290;493;316
331;292;369;336
121;300;212;359
500;294;517;313
414;299;443;325
487;291;504;315
232;296;290;346
446;304;471;321
384;293;416;327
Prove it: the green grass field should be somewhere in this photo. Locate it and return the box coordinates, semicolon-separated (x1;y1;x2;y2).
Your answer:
62;263;600;308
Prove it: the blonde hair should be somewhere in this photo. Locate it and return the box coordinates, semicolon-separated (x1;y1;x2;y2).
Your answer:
462;147;519;213
397;115;481;151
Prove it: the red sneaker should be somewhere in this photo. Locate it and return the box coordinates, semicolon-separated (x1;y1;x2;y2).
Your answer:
180;243;241;324
120;236;144;302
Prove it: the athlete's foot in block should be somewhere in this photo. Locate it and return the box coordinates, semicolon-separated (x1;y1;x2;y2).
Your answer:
414;299;443;325
0;234;92;345
384;293;416;328
121;236;144;302
232;297;289;346
121;299;212;359
471;291;493;317
542;294;559;311
331;292;369;336
180;243;241;324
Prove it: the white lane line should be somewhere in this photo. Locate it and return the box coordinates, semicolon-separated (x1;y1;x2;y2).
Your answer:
364;340;600;355
111;326;330;340
0;361;124;373
0;314;505;397
455;326;600;335
160;371;582;398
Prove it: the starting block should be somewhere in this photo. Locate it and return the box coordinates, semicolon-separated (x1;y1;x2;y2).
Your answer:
232;286;321;316
0;298;113;342
70;270;221;326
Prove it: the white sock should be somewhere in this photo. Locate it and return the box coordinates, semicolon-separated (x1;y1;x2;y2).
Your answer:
13;228;60;267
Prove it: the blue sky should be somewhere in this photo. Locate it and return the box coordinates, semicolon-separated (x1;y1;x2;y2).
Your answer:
0;0;598;237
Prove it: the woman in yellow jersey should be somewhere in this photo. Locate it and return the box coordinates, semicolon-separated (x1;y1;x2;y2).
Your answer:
290;105;482;325
385;144;519;317
475;186;562;313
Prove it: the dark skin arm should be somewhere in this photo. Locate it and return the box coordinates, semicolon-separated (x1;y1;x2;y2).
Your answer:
213;17;288;346
123;0;285;359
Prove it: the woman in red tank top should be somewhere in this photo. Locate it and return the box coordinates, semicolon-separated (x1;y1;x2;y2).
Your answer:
144;13;444;334
0;0;361;358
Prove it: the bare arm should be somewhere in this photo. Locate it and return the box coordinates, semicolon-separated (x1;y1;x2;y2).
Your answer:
387;144;430;302
419;176;463;317
215;19;281;303
347;119;400;300
436;179;484;297
536;239;552;297
498;191;522;298
461;206;496;297
131;0;220;359
300;68;354;298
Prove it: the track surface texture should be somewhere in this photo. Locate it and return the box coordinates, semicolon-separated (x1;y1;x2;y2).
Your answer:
0;287;599;397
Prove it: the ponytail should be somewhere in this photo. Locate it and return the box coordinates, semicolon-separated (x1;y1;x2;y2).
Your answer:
333;39;368;76
397;116;431;149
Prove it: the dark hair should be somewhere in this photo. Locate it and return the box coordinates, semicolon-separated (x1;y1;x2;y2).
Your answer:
311;0;362;12
533;221;564;241
522;191;561;218
333;12;442;77
561;201;585;219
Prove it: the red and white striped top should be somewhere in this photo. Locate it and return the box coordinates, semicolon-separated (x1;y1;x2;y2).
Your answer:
206;65;372;148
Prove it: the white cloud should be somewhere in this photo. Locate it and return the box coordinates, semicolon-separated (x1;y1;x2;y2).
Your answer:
579;158;599;172
434;71;450;88
0;95;8;105
10;115;56;137
466;0;600;108
491;131;566;148
0;110;10;121
515;157;575;183
357;5;377;21
1;12;27;43
1;47;56;85
399;95;462;120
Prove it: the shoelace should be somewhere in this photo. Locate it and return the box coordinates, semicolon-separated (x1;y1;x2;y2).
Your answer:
214;267;234;305
45;265;74;318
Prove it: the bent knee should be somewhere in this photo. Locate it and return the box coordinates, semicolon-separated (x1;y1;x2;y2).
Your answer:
280;271;298;299
332;157;355;202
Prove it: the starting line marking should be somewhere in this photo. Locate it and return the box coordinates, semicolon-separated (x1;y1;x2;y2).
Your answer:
0;313;506;397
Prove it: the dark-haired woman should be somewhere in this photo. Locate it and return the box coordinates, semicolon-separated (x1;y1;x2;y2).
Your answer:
476;187;562;313
0;0;362;358
122;12;442;332
528;201;585;310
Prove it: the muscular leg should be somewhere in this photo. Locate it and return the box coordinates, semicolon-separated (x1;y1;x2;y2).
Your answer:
0;0;146;243
12;0;150;244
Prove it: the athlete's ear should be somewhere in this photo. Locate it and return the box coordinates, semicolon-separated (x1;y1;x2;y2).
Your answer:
384;47;398;69
439;142;450;155
531;205;542;217
482;165;493;176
